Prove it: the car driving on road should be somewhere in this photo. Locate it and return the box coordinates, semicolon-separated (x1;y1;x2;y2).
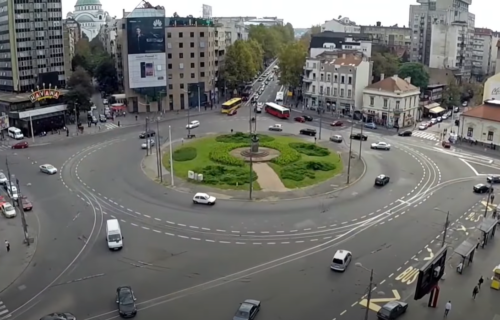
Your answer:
330;120;343;126
40;164;58;174
375;174;390;186
141;139;155;149
487;176;500;184
350;133;367;141
233;299;261;320
398;131;412;137
377;301;408;320
268;124;283;131
193;192;216;205
21;196;32;211
116;286;137;318
371;142;391;150
303;115;313;121
186;120;200;129
1;202;16;218
330;135;343;143
299;128;316;136
473;184;493;194
139;130;155;138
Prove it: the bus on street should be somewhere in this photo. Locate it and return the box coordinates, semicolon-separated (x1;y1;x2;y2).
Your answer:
265;102;290;119
275;91;284;103
221;98;242;114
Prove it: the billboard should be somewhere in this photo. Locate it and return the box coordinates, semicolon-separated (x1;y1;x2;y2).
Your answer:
202;4;212;19
127;17;166;89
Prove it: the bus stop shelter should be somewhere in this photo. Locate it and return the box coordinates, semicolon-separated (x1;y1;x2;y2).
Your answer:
454;238;476;274
479;218;497;247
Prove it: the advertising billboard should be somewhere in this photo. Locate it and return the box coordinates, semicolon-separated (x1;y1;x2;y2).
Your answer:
202;4;212;19
127;17;166;89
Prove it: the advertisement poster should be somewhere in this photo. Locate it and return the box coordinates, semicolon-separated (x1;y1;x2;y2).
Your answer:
490;82;500;101
127;17;166;89
202;4;212;19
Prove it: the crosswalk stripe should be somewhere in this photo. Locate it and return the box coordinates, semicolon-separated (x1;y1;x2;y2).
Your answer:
412;132;439;140
0;309;9;316
0;314;11;320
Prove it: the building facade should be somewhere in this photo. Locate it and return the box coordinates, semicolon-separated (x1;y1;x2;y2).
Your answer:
309;31;372;58
66;0;110;40
0;0;65;92
483;72;500;101
303;53;372;115
362;75;420;127
321;17;361;34
459;99;500;145
360;23;412;50
63;19;81;82
471;28;499;79
497;40;500;74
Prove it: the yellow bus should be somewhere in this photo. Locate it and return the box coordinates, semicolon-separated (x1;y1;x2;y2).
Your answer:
221;98;242;114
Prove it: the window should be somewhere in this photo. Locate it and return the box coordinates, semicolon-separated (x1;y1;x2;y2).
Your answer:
200;62;205;67
395;101;400;109
383;99;388;109
320;74;324;81
327;74;331;82
200;32;205;37
167;32;171;38
370;96;374;106
200;41;205;48
179;63;184;69
340;89;344;97
348;76;352;85
200;71;205;77
179;53;183;58
312;85;316;93
191;73;195;78
190;63;195;68
167;43;172;49
168;63;172;69
487;131;494;141
168;74;173;79
334;75;338;83
334;88;338;96
168;84;173;90
347;89;351;98
341;76;345;84
180;83;184;89
326;87;331;95
200;52;205;58
190;32;194;37
190;52;195;58
180;73;184;78
319;86;323;95
467;127;473;137
190;42;195;48
179;42;183;48
179;32;183;38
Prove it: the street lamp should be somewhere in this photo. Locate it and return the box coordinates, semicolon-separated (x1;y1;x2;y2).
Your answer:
356;263;374;320
181;89;192;138
483;185;495;217
434;208;450;247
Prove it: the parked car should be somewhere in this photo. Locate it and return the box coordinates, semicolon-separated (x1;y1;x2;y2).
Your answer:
12;141;28;149
365;122;377;129
299;128;317;136
377;301;408;320
398;131;412;137
294;116;305;123
442;141;451;148
418;123;428;130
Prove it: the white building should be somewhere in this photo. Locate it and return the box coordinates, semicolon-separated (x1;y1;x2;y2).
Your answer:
66;0;111;40
303;53;372;115
309;34;372;59
429;21;469;73
244;18;283;27
321;17;361;34
497;40;500;74
362;75;420;128
459;99;500;145
472;28;499;78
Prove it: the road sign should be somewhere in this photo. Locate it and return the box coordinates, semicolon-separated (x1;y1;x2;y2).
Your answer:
359;290;401;312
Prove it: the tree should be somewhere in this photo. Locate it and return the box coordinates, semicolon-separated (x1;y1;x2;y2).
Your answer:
299;25;321;48
246;39;264;73
463;82;484;106
372;52;400;82
223;40;258;91
248;24;295;61
90;36;105;53
440;78;461;108
94;55;119;95
278;41;307;89
398;62;429;89
66;67;93;114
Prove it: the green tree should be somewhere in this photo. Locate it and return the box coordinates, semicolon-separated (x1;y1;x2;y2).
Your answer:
94;55;119;95
66;67;93;114
223;40;257;91
89;36;105;53
278;41;307;89
299;25;321;48
398;62;429;89
440;78;461;108
372;52;400;82
247;39;264;72
463;82;484;106
248;25;291;60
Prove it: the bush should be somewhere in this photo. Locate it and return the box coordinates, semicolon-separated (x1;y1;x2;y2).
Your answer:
209;143;245;166
280;161;336;181
289;142;330;157
172;147;197;161
216;132;275;143
197;165;257;186
262;141;301;165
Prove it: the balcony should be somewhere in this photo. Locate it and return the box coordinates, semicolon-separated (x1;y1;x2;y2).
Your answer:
303;77;313;83
304;64;313;71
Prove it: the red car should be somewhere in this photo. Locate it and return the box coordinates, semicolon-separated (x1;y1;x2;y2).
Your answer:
294;116;305;123
228;109;237;116
442;141;451;149
21;196;32;211
330;121;343;126
12;141;28;149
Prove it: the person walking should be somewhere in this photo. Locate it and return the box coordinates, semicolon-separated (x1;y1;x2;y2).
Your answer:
478;276;484;289
472;285;479;299
444;301;451;317
5;240;10;252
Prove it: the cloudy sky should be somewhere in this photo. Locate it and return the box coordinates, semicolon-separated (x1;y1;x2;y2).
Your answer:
63;0;499;31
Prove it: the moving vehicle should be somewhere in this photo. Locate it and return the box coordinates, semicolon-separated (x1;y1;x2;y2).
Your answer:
371;142;391;150
265;102;290;119
139;130;155;138
255;103;263;113
106;219;123;250
39;313;77;320
303;115;313;121
193;192;216;205
91;116;98;124
233;299;261;320
294;116;305;123
21;196;32;211
116;286;137;318
0;172;7;184
228;109;238;116
398;131;412;137
2;203;16;218
330;250;352;272
487;176;500;184
12;141;29;149
268;124;283;131
365;122;377;129
375;174;390;186
442;141;451;148
418;123;428;130
99;114;107;122
222;98;242;114
186;120;200;129
350;133;368;141
473;184;493;194
7;185;18;200
275;91;284;103
330;121;343;127
330;135;343;143
377;301;408;320
300;128;316;136
241;85;252;101
40;164;58;174
141;139;155;149
8;127;24;140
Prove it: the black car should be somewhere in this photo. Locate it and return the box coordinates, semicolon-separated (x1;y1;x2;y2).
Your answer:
300;128;317;136
233;299;261;320
398;131;412;137
487;176;500;184
139;130;155;139
350;133;368;141
473;184;493;193
377;301;408;320
40;313;76;320
116;286;137;318
375;174;390;186
303;115;313;121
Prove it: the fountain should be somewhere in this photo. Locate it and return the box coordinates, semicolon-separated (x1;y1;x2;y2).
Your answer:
230;134;280;162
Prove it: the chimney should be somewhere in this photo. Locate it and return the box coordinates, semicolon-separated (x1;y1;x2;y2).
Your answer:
376;21;381;27
380;73;384;80
405;76;411;83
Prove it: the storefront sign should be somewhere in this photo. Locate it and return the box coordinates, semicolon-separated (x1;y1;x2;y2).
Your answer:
30;89;60;103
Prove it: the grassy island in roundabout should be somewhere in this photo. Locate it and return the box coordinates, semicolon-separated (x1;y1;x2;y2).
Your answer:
162;132;343;190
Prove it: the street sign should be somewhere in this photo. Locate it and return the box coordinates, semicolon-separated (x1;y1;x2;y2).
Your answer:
359;290;401;312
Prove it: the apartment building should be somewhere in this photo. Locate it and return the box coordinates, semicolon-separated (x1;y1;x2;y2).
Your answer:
99;14;128;85
213;16;283;27
0;0;65;92
302;53;372;115
321;17;361;33
310;31;372;58
63;19;81;82
360;23;412;51
471;28;499;79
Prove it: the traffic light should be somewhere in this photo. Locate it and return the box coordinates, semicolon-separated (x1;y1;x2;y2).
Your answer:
414;247;447;300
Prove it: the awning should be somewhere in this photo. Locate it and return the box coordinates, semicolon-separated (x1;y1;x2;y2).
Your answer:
454;239;476;257
430;106;445;114
479;218;497;233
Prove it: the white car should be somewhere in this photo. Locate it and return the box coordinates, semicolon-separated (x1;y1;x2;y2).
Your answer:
186;120;200;129
2;203;16;218
418;123;428;130
430;118;437;124
40;164;58;174
268;124;283;131
7;185;18;200
441;114;448;120
0;172;6;184
141;139;155;149
192;192;216;205
371;142;391;150
437;116;442;122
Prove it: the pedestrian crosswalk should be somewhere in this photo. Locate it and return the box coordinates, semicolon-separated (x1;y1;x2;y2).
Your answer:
411;131;440;141
102;123;119;130
0;301;11;319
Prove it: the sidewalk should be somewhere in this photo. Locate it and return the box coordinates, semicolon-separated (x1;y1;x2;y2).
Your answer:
407;230;500;320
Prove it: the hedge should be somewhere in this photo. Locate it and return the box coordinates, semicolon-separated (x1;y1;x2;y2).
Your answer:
289;142;330;157
280;161;336;181
172;147;197;161
197;165;257;186
208;143;245;166
216;132;275;143
261;141;301;166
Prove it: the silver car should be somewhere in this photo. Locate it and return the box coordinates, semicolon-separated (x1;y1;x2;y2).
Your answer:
39;164;58;174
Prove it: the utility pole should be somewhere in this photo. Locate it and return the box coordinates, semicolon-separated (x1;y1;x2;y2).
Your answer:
318;109;323;140
156;117;163;182
5;158;13;206
145;117;149;156
347;125;354;184
187;95;192;138
15;178;30;245
364;269;374;320
442;211;450;247
249;99;253;133
168;125;174;186
359;121;364;160
197;84;201;112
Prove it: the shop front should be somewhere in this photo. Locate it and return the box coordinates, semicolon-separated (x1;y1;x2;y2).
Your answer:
10;105;67;137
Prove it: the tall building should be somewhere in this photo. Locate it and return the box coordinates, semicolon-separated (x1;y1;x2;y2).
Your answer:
309;31;372;58
0;0;65;92
471;28;499;79
321;17;361;34
66;0;110;40
360;23;412;52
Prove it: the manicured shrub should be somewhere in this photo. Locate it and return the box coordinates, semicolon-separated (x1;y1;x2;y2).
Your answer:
216;132;275;143
197;165;257;186
289;142;330;157
262;141;301;165
305;161;336;171
209;143;245;166
172;147;197;161
279;161;336;181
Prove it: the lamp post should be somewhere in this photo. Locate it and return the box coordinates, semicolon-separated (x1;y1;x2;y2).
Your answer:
484;185;494;217
434;208;450;247
356;263;375;320
347;124;354;184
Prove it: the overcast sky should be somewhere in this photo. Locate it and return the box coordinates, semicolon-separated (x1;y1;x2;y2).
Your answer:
63;0;499;31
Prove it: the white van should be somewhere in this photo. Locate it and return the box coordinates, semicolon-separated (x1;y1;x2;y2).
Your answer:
106;219;123;250
8;127;24;140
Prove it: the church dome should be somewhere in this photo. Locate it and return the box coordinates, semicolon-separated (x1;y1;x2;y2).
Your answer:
75;0;102;6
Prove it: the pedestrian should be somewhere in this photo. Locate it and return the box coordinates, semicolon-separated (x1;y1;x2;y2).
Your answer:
98;125;101;131
5;240;9;252
478;276;484;289
135;115;138;121
472;285;479;299
181;138;184;146
444;301;451;317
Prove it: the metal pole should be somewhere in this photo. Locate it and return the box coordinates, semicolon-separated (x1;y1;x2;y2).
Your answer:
168;125;174;186
347;125;353;184
15;178;30;245
5;157;13;206
187;101;191;138
359;121;364;160
155;118;160;180
319;108;323;140
442;211;449;247
484;185;493;217
145;118;149;156
364;269;374;320
156;119;163;183
249;150;253;200
197;84;201;112
29;113;35;143
249;99;252;133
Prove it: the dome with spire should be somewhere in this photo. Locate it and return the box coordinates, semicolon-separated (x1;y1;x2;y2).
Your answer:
75;0;102;6
68;0;108;40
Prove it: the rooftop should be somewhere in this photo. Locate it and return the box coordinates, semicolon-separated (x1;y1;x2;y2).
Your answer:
365;75;419;93
462;100;500;122
312;31;371;41
321;54;364;67
75;0;101;6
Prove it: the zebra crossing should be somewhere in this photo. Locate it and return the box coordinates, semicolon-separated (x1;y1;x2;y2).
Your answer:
411;131;440;141
0;301;11;319
102;123;119;130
